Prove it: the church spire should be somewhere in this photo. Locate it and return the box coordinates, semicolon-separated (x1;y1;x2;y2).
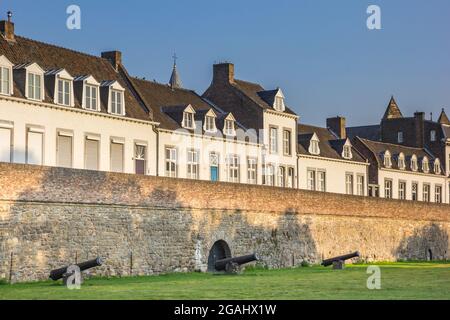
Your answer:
438;108;450;125
382;96;403;120
169;53;182;89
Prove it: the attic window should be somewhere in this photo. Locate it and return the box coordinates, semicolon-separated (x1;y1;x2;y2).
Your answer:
398;153;406;170
111;90;124;115
397;131;404;143
57;78;72;106
430;130;436;142
204;115;216;132
422;157;430;173
274;96;285;112
383;151;392;168
411;155;418;172
27;73;42;101
434;159;441;175
342;141;353;160
224;119;236;136
84;84;99;111
309;136;320;155
182;111;195;129
0;57;13;96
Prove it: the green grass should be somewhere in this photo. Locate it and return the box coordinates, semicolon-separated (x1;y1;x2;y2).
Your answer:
0;262;449;300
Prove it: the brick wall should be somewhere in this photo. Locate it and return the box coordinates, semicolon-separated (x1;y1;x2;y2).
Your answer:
0;163;449;282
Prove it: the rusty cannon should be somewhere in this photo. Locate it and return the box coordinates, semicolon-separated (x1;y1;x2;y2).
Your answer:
321;251;360;270
214;253;259;274
50;257;104;282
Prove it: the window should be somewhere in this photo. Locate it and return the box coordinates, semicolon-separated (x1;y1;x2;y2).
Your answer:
345;173;354;195
264;164;275;186
434;160;441;175
187;149;199;179
0;66;11;95
383;151;392;168
422;157;429;173
398;153;406;170
85;137;99;170
56;132;73;168
283;130;291;156
357;175;365;196
309;139;320;155
111;90;124;115
269;127;278;154
384;179;392;199
135;144;147;175
397;131;404;143
224;120;235;136
307;169;316;191
165;147;177;177
411;155;418;172
412;182;418;201
423;184;430;202
343;145;352;159
26;128;44;165
57;79;71;106
27;73;42;100
227;155;240;183
247;158;257;184
275;96;284;111
110;141;124;173
278;166;285;187
0;125;12;163
85;85;98;111
435;185;442;203
287;167;295;188
430;130;436;142
317;171;326;192
399;181;406;200
204;116;216;132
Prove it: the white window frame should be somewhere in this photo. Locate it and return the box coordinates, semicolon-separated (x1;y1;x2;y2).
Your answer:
430;130;436;142
356;174;365;196
422;157;429;173
283;129;292;156
307;169;316;191
309;134;320;155
383;151;392;168
27;72;43;101
317;170;326;192
278;166;286;188
412;182;418;201
0;55;13;96
247;157;257;184
384;179;393;199
224;114;236;136
398;153;406;170
345;173;354;195
187;149;199;180
227;154;240;183
269;127;278;154
165;146;177;178
264;164;275;186
423;184;430;202
411;155;418;172
55;73;74;107
398;131;404;143
84;83;100;111
111;90;124;115
398;180;406;200
435;185;442;203
287;167;295;188
434;159;441;175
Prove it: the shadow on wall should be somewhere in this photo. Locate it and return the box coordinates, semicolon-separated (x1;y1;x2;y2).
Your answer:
394;223;449;261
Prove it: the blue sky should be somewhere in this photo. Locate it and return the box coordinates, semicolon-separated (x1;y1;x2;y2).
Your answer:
3;0;450;126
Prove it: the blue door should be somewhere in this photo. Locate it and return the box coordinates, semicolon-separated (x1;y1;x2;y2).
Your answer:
211;166;218;182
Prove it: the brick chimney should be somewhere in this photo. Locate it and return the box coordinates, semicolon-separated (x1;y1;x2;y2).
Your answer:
414;112;425;148
327;116;347;139
213;63;234;84
0;11;15;42
101;51;122;71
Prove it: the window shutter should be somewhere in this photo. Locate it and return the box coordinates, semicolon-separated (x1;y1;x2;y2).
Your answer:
111;142;124;173
0;128;11;162
26;131;43;165
57;135;72;168
85;139;99;170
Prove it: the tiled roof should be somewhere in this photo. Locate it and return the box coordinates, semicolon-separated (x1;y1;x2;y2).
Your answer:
0;35;151;122
297;124;366;163
346;125;381;141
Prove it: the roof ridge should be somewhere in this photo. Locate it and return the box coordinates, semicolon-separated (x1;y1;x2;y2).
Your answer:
15;35;108;62
132;76;198;94
359;138;426;151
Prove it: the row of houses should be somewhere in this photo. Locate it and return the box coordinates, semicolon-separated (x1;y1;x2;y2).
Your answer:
0;17;449;204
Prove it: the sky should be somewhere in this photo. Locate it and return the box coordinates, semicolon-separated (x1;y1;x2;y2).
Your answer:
2;0;450;127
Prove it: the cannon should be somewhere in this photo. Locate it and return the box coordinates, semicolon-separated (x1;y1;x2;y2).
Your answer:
50;257;104;281
321;251;360;269
214;253;259;274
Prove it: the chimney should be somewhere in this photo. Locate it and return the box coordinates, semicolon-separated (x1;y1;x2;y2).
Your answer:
327;116;347;139
0;11;15;42
213;63;234;84
414;112;425;148
101;51;122;71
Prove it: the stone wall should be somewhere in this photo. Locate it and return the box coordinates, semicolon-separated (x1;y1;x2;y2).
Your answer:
0;163;449;282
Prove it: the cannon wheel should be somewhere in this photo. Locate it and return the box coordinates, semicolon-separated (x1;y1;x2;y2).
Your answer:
207;240;232;272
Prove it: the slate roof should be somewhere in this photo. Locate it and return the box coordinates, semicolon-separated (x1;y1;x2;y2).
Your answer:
355;138;444;174
297;124;366;163
382;96;403;120
346;125;381;141
0;35;151;122
169;63;182;89
438;109;450;125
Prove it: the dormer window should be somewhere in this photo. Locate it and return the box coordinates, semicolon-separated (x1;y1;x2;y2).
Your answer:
101;80;126;116
383;150;392;168
28;73;42;100
398;153;406;170
203;109;217;133
57;78;72;106
342;139;353;159
397;131;404;143
430;130;436;142
0;55;13;96
75;75;100;111
273;89;285;112
434;159;441;175
85;85;98;111
308;133;320;155
111;90;123;115
422;157;429;173
224;113;236;136
411;154;418;172
183;111;194;129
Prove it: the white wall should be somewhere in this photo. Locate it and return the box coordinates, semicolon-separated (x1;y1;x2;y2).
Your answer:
298;155;369;196
0;97;157;175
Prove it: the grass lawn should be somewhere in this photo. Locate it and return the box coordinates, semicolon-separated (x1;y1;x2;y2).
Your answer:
0;262;449;300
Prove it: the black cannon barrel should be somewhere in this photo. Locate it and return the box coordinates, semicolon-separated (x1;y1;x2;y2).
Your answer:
321;251;360;267
50;257;104;281
215;253;259;271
